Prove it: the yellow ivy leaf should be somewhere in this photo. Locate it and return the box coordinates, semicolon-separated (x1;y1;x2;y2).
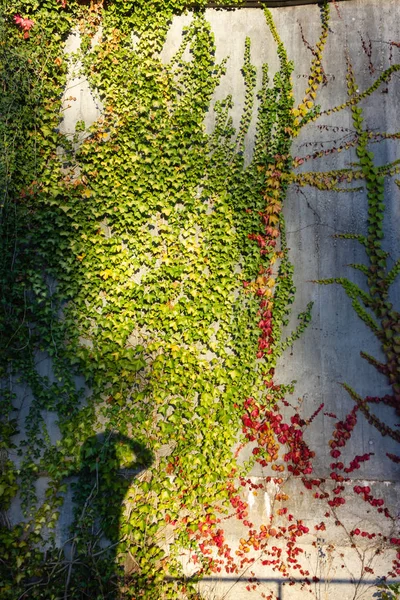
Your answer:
268;214;280;225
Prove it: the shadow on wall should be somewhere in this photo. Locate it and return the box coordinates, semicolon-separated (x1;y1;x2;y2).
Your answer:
64;431;153;599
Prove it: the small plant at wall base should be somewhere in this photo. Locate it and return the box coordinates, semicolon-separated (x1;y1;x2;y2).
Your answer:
375;582;400;600
0;1;399;599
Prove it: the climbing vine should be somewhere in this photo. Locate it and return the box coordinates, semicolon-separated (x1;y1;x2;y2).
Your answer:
0;1;399;599
300;58;400;441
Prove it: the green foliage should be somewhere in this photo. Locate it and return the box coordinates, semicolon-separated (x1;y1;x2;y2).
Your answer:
4;0;400;596
375;582;400;600
0;1;316;598
7;1;398;598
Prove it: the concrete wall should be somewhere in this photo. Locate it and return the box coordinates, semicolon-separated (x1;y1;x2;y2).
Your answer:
14;1;400;598
168;2;400;597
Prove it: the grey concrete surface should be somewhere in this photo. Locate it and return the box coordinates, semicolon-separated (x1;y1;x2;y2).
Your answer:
59;29;103;140
8;2;400;598
169;2;400;596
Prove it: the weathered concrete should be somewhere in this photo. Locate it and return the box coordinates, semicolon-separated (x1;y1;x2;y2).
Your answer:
165;2;400;597
9;1;400;598
60;29;102;140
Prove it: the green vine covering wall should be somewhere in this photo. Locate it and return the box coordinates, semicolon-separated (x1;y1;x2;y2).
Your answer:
0;0;399;598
